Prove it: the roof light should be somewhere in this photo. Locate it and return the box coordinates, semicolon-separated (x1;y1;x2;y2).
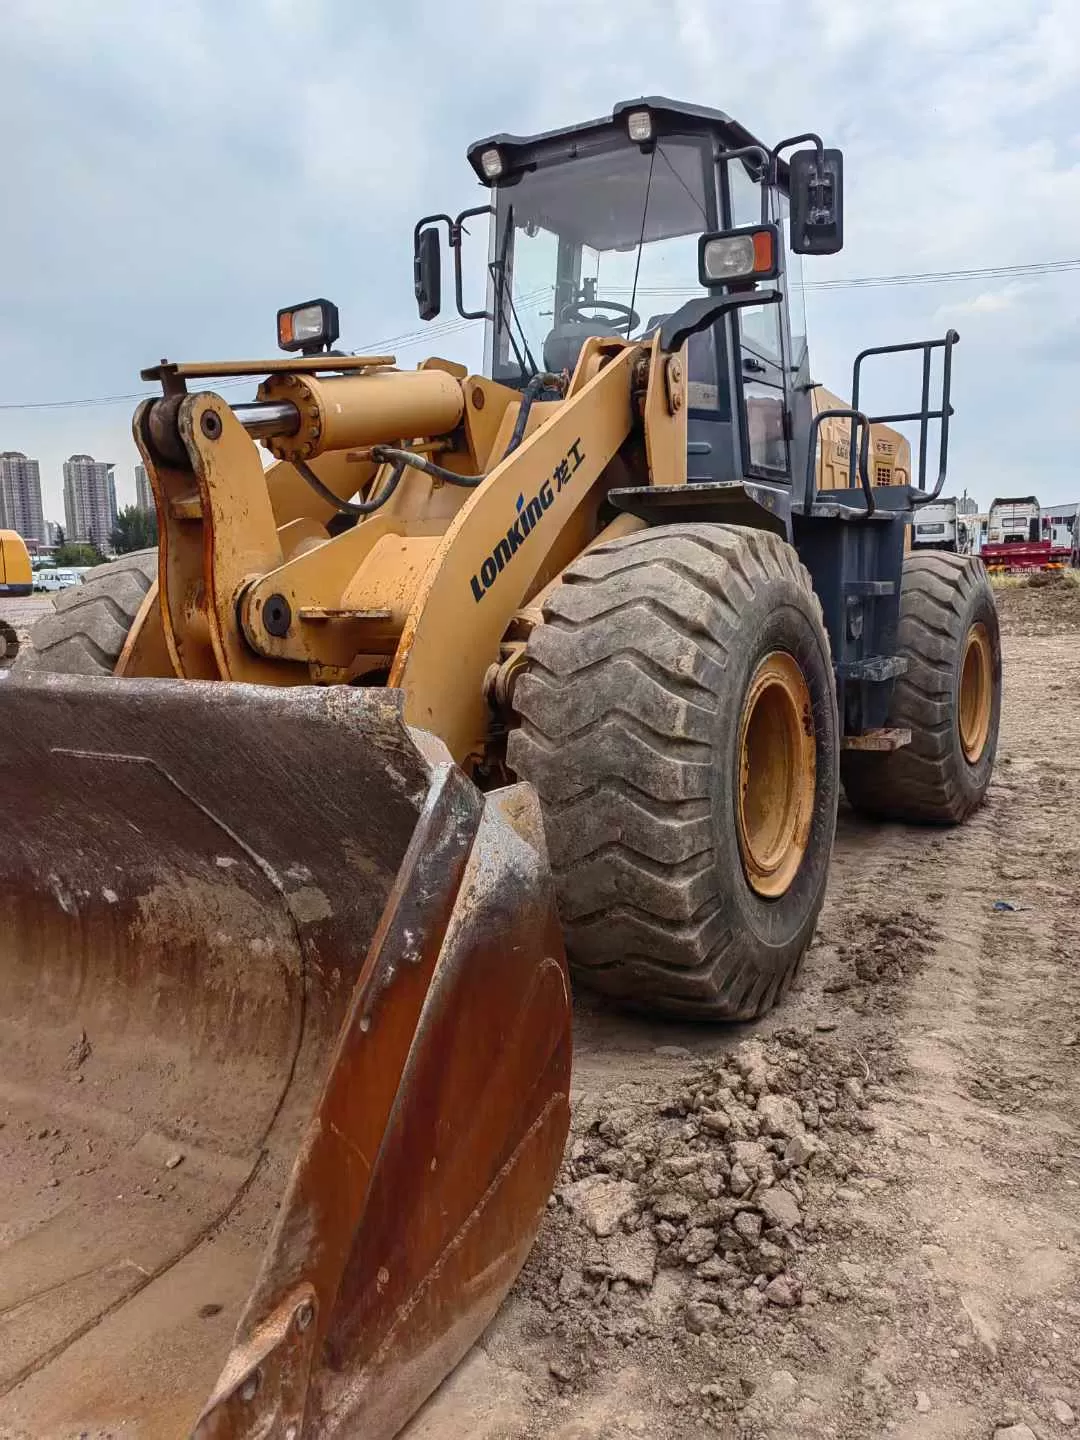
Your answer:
479;147;504;180
698;225;780;286
276;298;340;354
626;109;653;143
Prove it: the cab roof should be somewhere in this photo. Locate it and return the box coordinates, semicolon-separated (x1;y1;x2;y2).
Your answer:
468;97;789;191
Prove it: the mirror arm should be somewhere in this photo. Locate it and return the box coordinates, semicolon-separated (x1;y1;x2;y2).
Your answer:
449;204;494;322
413;207;494;323
771;132;826;182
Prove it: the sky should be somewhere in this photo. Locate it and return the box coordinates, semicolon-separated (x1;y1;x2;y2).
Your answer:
2;0;1079;520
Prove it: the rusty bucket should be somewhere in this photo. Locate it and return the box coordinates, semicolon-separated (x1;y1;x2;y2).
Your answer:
0;675;571;1438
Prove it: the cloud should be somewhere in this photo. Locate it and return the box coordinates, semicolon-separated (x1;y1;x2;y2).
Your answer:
935;283;1033;319
0;0;1078;516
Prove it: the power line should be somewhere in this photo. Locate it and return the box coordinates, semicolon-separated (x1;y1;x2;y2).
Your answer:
807;257;1080;290
605;257;1080;297
0;299;513;414
0;375;255;413
2;261;1076;414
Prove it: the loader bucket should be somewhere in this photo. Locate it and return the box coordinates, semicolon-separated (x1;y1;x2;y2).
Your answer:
0;675;571;1439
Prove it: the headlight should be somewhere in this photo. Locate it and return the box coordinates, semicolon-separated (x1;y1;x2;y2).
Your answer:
479;147;504;180
277;298;340;354
698;225;779;285
626;109;653;143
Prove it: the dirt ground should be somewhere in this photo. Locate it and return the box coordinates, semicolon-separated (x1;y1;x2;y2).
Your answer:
0;595;50;668
408;573;1080;1440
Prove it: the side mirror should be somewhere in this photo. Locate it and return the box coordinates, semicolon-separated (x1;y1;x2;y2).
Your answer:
414;227;442;321
789;147;844;255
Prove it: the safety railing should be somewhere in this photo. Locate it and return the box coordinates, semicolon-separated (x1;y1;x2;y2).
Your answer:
850;329;959;507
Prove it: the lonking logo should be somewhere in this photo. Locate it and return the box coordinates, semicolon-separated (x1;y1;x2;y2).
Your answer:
470;439;585;602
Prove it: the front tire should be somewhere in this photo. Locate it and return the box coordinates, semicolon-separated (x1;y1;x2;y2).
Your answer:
508;524;839;1020
841;552;1001;823
14;551;156;676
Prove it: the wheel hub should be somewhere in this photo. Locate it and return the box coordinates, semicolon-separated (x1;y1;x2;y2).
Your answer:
736;651;816;899
959;621;992;763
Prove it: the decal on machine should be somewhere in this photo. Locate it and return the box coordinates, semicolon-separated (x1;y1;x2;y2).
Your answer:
469;439;585;603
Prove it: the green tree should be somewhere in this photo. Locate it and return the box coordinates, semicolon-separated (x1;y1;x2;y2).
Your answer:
54;542;105;567
111;505;158;554
54;524;65;547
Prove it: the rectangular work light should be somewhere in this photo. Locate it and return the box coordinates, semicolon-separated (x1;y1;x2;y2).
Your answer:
698;225;780;286
277;298;341;354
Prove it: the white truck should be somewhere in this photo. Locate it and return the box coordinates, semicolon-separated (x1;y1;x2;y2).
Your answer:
911;498;968;554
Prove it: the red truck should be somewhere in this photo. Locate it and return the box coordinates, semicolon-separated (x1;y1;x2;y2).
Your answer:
981;496;1070;572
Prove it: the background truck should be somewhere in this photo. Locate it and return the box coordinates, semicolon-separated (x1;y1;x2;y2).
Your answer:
983;495;1069;572
911;497;967;553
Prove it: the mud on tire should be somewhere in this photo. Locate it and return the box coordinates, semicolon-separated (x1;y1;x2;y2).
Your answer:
14;550;156;676
841;551;1001;823
508;523;839;1020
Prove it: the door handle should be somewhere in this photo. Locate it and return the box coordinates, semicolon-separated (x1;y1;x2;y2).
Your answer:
742;357;767;374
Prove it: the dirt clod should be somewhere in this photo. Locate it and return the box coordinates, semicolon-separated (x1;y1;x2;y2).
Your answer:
764;1274;801;1308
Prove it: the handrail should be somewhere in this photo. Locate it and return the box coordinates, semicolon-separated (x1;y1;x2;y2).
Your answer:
851;329;959;506
804;407;875;518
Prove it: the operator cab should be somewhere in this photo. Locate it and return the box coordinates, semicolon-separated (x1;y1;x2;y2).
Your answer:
414;98;843;488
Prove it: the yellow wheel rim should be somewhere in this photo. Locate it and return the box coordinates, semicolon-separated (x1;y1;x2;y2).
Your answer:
959;621;993;763
736;651;816;899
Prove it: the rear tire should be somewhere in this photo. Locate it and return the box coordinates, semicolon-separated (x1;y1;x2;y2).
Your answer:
14;551;156;676
841;552;1001;823
508;523;839;1020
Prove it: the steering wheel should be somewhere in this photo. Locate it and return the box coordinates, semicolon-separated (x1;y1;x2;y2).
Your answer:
559;299;640;330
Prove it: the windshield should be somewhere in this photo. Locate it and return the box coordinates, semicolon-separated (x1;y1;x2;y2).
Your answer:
488;137;716;385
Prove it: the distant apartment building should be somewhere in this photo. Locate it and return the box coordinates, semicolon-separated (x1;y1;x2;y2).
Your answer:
134;463;153;513
63;454;118;552
0;451;48;546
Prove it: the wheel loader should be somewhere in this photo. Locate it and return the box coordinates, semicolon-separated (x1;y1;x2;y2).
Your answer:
2;97;1001;1437
0;529;32;661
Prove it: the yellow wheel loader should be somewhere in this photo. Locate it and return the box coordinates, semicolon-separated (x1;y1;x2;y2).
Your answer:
3;98;1001;1437
0;529;32;661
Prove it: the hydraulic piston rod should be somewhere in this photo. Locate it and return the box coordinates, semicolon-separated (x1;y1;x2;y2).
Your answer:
232;400;302;440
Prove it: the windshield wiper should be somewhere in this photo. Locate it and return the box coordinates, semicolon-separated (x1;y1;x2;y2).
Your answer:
626;145;658;337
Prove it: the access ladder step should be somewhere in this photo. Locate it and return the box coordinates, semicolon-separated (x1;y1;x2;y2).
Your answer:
840;727;912;752
843;579;896;597
835;655;908;682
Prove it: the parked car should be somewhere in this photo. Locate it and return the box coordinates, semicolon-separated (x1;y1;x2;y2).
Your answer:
34;568;82;592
